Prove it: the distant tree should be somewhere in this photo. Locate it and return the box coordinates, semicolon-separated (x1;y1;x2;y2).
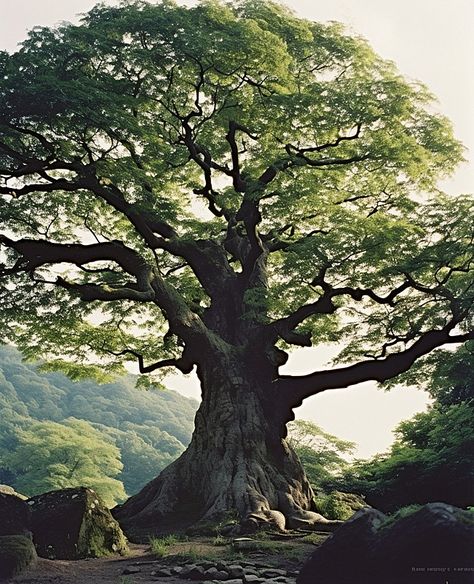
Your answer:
2;418;127;506
288;420;355;490
0;0;472;532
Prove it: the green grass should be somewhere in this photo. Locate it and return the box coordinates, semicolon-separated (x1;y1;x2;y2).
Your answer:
149;534;181;558
301;532;330;546
213;534;228;546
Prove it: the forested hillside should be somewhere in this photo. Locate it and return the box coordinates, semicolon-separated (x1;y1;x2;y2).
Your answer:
0;345;198;504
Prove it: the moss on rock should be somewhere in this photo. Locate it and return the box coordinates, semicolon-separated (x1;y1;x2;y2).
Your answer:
0;534;37;579
29;487;128;559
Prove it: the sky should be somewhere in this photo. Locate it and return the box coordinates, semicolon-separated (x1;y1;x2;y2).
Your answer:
1;0;472;458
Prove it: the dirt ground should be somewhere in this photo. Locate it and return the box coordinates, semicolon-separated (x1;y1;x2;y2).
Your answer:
11;536;323;584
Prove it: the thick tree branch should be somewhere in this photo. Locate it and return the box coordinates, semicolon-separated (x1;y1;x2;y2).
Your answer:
268;278;412;346
275;326;474;408
0;235;156;301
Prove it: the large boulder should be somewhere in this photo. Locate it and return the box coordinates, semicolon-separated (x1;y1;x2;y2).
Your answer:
0;535;37;580
0;492;32;536
28;487;128;559
297;503;474;584
297;507;385;584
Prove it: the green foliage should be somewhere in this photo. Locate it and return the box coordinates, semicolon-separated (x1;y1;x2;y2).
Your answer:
314;491;367;521
0;346;197;500
336;346;474;512
0;0;470;381
149;533;181;557
2;418;126;507
379;505;423;530
287;419;355;490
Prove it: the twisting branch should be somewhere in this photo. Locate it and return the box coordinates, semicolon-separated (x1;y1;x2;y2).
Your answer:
275;325;474;409
104;348;194;374
0;235;156;302
285;124;362;155
268;273;412;347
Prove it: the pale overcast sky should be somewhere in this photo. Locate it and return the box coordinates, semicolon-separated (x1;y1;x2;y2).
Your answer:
1;0;472;457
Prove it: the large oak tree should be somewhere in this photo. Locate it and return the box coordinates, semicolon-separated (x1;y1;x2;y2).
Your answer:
0;0;472;538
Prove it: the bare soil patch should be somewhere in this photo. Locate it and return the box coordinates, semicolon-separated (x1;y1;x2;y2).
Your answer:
10;534;326;584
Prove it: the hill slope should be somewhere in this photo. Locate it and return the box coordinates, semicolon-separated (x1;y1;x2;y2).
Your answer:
0;345;198;498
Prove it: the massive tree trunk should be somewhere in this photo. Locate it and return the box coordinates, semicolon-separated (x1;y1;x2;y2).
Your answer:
113;351;334;540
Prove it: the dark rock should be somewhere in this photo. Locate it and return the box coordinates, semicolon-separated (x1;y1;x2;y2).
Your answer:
28;486;128;559
377;503;474;582
228;564;245;578
122;566;141;575
151;567;173;577
298;507;385;583
244;576;264;583
0;492;32;536
0;534;37;580
181;563;206;580
297;503;474;584
261;568;288;577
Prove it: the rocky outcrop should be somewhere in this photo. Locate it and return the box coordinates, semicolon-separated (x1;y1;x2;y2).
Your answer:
28;486;128;559
122;558;300;584
297;503;474;584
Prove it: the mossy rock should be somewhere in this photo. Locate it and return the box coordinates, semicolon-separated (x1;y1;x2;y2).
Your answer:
298;503;474;584
0;535;37;579
29;487;128;559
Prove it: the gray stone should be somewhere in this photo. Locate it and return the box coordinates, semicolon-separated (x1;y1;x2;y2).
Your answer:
204;566;221;578
150;567;173;576
244;576;264;583
123;566;141;575
182;563;206;580
228;564;245;578
261;568;288;578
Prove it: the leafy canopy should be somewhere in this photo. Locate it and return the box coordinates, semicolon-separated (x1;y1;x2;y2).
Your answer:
0;0;472;387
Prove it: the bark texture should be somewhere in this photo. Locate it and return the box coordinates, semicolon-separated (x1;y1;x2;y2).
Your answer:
113;355;336;540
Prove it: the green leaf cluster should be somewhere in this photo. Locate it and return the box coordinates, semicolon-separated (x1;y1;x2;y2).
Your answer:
0;0;470;375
